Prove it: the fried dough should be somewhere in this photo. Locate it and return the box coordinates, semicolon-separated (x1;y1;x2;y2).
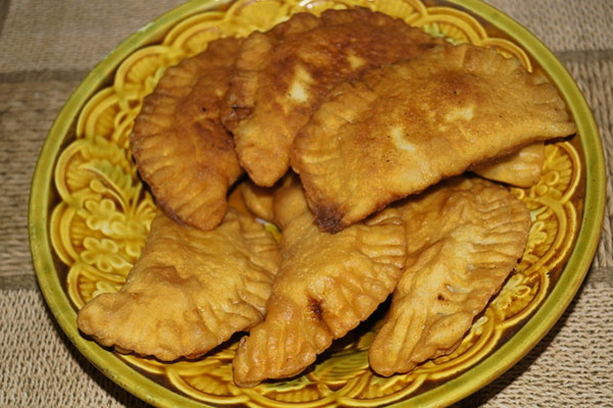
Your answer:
222;8;441;186
232;175;406;386
473;143;545;187
237;180;276;222
368;177;530;376
77;210;280;361
292;44;576;232
131;38;243;231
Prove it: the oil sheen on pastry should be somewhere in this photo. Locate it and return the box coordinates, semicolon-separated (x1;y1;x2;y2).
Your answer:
292;44;576;232
232;175;406;386
368;177;530;376
222;8;441;186
131;38;243;231
77;209;280;361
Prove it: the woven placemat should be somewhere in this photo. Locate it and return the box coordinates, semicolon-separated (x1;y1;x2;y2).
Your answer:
1;0;612;407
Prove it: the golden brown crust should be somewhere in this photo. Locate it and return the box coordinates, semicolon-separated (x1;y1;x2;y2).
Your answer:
232;176;406;386
368;177;531;376
271;173;308;229
292;44;576;231
77;210;280;361
473;142;545;187
222;8;442;186
131;38;243;231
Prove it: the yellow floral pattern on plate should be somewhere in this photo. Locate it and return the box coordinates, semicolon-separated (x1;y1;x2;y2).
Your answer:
50;0;581;406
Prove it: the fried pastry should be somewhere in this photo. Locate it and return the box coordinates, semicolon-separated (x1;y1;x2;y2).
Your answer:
232;175;406;386
473;143;545;187
292;44;576;232
222;8;441;186
131;38;243;231
368;177;530;376
237;180;276;222
77;209;280;361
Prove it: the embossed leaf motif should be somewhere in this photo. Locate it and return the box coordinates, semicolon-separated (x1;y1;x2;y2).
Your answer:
93;279;124;298
256;375;313;393
470;315;489;335
200;361;235;383
522;209;557;263
78;192;154;265
530;143;575;200
526;218;549;255
422;23;463;44
113;206;155;260
491;274;532;312
311;350;369;384
82;198;125;235
83;160;141;209
366;372;406;389
79;136;133;171
81;237;132;274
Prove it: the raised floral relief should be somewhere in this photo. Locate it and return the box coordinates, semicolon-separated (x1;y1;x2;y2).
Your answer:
51;0;581;406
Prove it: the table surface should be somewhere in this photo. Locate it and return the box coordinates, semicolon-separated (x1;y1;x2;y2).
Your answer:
1;0;611;407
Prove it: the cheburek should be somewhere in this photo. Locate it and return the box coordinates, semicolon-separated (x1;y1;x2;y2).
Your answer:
131;38;243;231
292;44;576;232
232;175;406;386
473;143;545;188
368;177;530;376
77;210;280;361
222;8;441;186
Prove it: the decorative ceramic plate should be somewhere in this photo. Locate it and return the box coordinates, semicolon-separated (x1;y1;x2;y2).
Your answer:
29;0;605;407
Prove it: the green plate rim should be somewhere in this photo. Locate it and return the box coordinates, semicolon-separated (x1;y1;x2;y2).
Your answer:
28;0;606;407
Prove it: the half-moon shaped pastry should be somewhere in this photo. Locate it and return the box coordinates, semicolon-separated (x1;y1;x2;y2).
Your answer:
77;209;280;361
368;177;530;376
292;44;575;232
131;37;243;231
232;175;406;386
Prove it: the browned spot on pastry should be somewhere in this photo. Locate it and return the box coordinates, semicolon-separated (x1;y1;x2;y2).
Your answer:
308;297;323;321
313;204;344;233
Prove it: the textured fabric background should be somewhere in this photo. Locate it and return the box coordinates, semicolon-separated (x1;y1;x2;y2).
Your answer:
1;0;611;407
